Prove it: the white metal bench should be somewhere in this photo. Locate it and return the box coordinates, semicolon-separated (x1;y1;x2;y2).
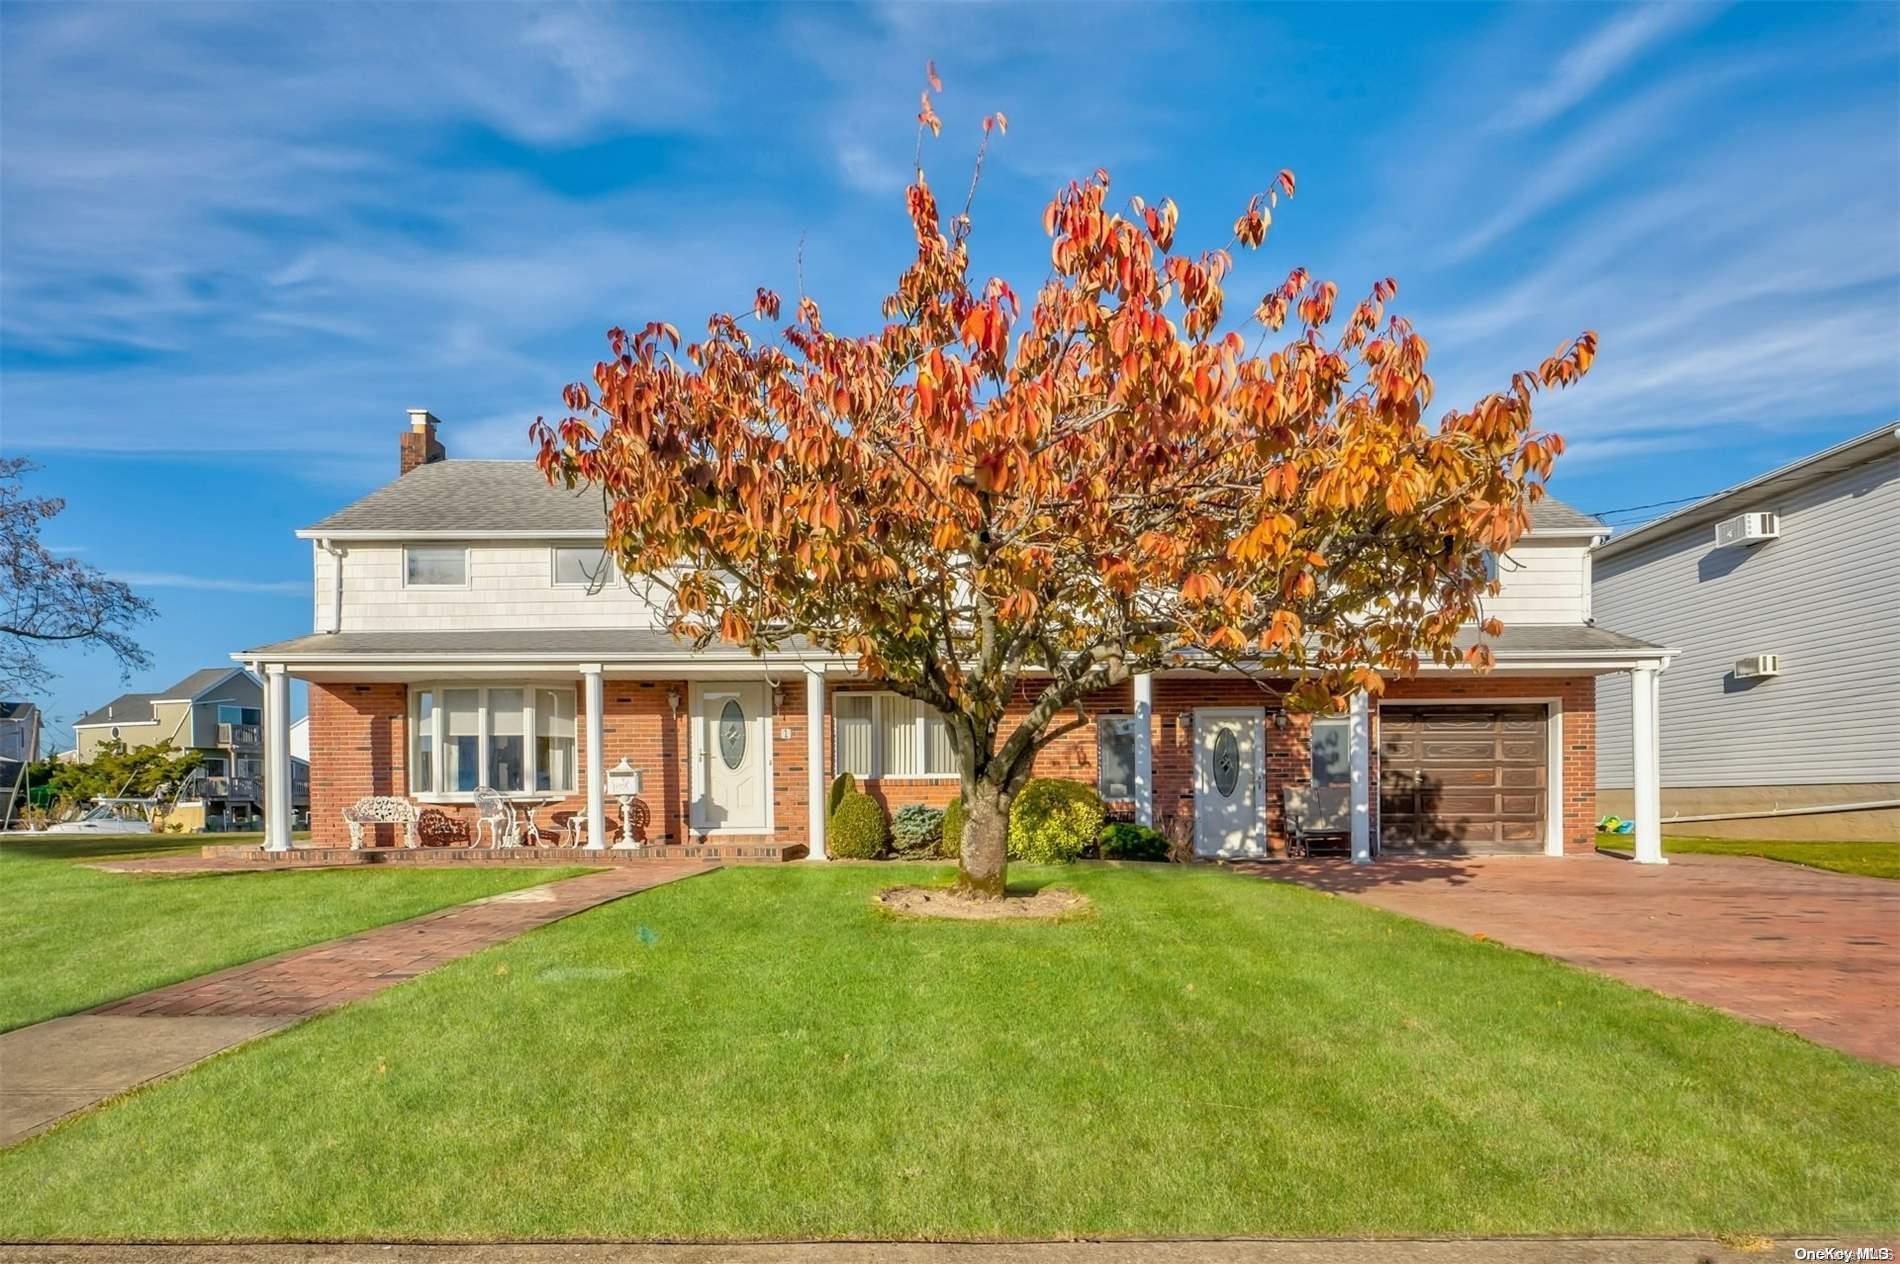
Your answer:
342;796;420;850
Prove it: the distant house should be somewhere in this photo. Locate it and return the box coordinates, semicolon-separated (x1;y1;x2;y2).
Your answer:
71;667;309;831
1593;425;1899;841
0;701;41;830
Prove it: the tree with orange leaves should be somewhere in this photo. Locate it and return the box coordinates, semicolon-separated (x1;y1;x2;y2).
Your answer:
535;66;1595;899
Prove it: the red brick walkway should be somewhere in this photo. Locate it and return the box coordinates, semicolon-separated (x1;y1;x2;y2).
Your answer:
1251;852;1899;1064
90;864;716;1019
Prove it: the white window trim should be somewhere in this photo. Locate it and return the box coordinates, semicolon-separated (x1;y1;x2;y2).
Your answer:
1096;713;1139;801
834;690;959;781
402;545;470;589
408;683;578;800
549;545;616;589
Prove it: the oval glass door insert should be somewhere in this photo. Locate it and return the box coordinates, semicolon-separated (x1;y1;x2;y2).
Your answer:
1212;728;1240;797
718;699;747;769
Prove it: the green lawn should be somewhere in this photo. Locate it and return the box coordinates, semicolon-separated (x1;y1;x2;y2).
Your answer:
0;833;592;1030
1598;833;1900;879
0;863;1893;1240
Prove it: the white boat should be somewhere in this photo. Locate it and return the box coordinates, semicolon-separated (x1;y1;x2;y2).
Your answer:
41;801;156;834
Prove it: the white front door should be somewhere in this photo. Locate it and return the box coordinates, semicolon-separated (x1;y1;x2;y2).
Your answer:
691;682;771;833
1194;708;1267;858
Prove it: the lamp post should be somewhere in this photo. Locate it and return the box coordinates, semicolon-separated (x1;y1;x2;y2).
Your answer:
605;757;644;851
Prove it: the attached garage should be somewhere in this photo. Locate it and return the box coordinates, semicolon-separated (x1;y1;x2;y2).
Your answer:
1378;705;1549;854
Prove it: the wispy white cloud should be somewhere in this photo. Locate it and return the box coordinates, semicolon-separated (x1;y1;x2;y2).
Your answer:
116;572;307;595
1500;4;1717;132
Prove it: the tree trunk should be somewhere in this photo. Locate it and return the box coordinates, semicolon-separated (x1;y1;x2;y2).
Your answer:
956;781;1009;900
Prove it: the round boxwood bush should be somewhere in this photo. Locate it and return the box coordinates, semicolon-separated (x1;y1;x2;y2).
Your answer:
1007;779;1104;864
940;796;966;859
828;791;889;860
1100;821;1169;862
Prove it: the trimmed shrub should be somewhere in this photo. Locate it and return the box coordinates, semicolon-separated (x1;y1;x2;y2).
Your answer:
828;791;889;860
827;771;856;818
1007;779;1104;864
1100;821;1169;862
940;796;966;859
890;804;945;857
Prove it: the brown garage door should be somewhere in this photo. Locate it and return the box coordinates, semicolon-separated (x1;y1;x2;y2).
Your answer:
1379;705;1547;854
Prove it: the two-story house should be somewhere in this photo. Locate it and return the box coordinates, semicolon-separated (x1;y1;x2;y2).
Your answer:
1594;424;1898;842
71;667;309;830
237;411;1675;862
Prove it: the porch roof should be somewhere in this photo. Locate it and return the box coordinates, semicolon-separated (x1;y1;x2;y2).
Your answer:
236;623;1668;671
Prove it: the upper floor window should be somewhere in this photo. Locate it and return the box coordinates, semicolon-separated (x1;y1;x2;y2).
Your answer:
834;692;957;779
552;546;614;587
404;546;467;587
217;704;261;727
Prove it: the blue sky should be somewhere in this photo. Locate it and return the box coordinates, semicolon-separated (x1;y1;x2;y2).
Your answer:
3;1;1896;747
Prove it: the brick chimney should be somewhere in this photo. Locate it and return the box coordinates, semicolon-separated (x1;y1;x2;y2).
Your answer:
399;409;446;476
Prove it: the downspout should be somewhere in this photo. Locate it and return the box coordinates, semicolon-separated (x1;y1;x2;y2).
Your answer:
317;538;346;634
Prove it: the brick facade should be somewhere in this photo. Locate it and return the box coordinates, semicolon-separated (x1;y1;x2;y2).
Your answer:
308;677;811;849
309;670;1598;858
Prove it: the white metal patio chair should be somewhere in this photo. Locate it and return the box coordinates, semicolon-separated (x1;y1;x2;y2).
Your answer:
471;786;515;847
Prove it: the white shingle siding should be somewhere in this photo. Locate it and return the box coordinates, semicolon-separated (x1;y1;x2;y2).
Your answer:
1487;540;1594;625
1594;452;1900;789
318;544;668;632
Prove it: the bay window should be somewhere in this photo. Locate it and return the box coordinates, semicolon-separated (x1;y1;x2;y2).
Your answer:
410;685;577;797
487;688;525;792
534;688;576;792
833;692;957;779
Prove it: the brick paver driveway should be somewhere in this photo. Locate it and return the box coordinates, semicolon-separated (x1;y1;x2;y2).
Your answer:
1253;852;1899;1064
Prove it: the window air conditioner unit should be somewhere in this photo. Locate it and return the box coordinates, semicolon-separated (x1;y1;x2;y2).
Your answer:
1714;511;1779;548
1733;654;1780;680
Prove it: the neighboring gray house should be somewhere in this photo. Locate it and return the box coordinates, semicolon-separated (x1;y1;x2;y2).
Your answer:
71;666;309;830
1594;425;1899;841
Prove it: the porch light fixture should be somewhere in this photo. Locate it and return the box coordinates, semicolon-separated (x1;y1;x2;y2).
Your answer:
606;757;644;849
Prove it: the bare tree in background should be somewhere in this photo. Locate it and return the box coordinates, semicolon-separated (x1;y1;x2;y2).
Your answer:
0;458;154;696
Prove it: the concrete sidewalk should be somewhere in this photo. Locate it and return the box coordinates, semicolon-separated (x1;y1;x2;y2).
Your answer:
0;864;715;1145
0;1238;1883;1263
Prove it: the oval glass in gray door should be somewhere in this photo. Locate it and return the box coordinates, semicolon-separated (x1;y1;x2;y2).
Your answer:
718;699;746;769
1213;728;1240;796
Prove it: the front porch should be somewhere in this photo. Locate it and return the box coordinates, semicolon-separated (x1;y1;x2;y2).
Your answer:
239;628;1675;868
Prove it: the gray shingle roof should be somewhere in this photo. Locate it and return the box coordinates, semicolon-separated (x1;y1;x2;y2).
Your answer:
307;461;605;535
164;667;245;699
73;668;250;728
1452;624;1661;654
239;628;816;660
310;461;1606;540
73;692;159;729
240;624;1657;663
1528;496;1604;533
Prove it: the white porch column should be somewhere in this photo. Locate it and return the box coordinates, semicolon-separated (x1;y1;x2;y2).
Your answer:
1631;663;1667;864
805;666;828;860
1349;690;1373;865
1132;673;1155;827
262;664;293;851
582;665;607;851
